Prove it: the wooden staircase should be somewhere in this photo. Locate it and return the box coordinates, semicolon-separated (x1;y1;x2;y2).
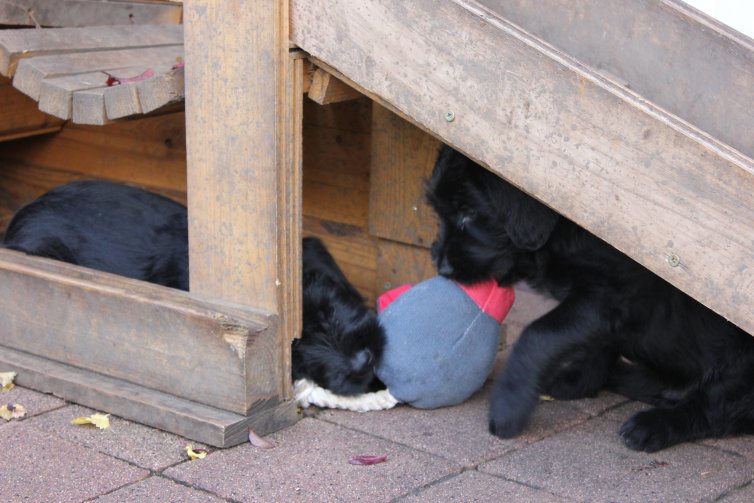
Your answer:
0;0;751;447
292;0;754;335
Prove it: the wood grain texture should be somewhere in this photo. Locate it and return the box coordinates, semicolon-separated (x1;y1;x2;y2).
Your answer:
184;2;298;402
0;0;182;28
307;68;362;105
0;249;279;415
0;77;62;141
479;0;754;159
0;112;187;193
376;239;435;298
13;45;184;101
302;97;372;227
369;103;440;247
0;24;183;77
0;344;297;448
291;0;754;334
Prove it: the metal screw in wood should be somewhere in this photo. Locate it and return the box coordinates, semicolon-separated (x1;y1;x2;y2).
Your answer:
667;253;681;267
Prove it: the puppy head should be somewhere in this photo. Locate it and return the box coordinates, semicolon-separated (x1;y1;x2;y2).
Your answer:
293;280;385;395
426;146;559;285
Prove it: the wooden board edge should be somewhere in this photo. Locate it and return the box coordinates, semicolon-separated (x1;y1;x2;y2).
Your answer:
0;344;299;448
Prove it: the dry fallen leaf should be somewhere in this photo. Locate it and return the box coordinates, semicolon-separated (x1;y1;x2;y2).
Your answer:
0;371;16;392
248;426;276;449
0;403;26;421
70;413;110;429
185;445;207;460
348;454;388;465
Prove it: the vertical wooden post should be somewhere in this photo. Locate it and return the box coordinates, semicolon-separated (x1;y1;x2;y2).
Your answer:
184;1;301;401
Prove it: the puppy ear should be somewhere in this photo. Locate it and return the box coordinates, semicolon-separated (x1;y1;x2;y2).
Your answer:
500;185;559;250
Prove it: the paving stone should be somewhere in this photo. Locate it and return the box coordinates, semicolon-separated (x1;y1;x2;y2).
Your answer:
0;384;65;418
566;391;629;418
93;476;226;502
703;435;754;462
480;416;754;503
25;404;207;470
402;470;574;502
2;421;148;502
314;383;589;466
717;481;754;502
506;286;558;328
165;417;461;502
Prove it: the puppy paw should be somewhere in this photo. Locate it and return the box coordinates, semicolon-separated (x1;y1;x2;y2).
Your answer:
619;409;680;452
488;387;537;439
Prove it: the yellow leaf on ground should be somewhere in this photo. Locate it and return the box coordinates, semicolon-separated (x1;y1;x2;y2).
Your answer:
186;444;207;460
539;394;555;401
0;403;26;420
70;413;110;429
0;371;16;392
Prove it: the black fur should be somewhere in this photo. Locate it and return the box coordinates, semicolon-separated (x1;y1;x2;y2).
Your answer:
2;180;385;396
294;237;386;395
3;180;189;289
427;146;754;452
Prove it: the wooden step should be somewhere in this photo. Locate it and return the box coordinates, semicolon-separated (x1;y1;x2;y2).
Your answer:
291;0;754;335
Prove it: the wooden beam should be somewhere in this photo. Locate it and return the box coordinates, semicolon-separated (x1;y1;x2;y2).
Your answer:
0;0;182;28
291;0;754;334
0;249;279;415
184;1;301;403
307;67;362;105
0;24;183;77
478;0;754;158
0;345;297;448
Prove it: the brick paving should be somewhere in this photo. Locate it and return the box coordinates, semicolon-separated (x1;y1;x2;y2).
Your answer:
3;382;753;502
3;287;753;502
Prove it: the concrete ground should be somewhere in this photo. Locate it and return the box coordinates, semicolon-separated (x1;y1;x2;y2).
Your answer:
3;289;753;502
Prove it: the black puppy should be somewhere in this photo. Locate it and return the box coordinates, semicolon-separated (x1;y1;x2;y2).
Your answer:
294;237;385;395
427;146;754;452
3;180;384;396
3;180;189;289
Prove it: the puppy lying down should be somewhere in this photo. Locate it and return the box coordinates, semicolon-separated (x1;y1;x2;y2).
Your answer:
3;181;385;398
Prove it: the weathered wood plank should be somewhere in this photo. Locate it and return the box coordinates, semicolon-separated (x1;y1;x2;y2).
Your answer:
0;113;187;194
307;67;362;105
0;249;279;415
71;87;110;125
136;63;185;114
38;70;114;120
13;45;184;101
478;0;754;159
184;2;298;400
0;24;183;77
0;0;182;28
376;239;435;297
0;76;62;141
369;103;441;248
0;345;297;448
291;0;754;334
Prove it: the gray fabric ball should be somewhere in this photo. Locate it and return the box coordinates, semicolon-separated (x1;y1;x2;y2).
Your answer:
375;276;507;409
